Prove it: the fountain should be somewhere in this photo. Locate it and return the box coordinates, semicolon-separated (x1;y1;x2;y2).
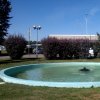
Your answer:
80;67;90;72
1;62;100;88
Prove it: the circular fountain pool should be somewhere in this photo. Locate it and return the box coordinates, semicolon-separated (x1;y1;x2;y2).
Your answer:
1;62;100;88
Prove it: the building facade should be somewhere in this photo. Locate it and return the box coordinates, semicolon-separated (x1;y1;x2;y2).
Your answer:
49;34;98;40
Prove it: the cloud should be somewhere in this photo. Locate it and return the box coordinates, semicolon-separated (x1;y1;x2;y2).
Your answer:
89;8;99;16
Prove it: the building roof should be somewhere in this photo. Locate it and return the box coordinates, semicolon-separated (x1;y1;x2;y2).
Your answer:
49;34;98;40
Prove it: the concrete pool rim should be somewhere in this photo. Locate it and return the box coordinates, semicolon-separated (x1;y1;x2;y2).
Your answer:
1;62;100;88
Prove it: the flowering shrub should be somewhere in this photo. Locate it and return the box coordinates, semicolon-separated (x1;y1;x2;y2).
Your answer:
4;35;27;60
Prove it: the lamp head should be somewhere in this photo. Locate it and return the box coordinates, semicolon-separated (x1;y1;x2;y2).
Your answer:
33;25;41;30
38;26;41;30
33;25;37;29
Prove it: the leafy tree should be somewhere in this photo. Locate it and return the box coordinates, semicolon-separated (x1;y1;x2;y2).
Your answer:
96;32;100;53
4;35;27;60
0;0;12;45
97;32;100;41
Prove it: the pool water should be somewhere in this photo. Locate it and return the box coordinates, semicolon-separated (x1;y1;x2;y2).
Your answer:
14;63;100;82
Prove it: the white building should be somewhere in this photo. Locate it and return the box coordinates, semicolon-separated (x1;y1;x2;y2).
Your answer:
49;34;98;40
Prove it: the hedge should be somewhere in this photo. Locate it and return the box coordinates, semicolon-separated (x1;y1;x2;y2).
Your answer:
42;37;96;59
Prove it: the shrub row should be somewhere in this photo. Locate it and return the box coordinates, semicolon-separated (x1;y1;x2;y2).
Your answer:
42;37;96;59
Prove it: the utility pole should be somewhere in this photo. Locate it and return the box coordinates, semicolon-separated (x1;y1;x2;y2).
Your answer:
28;27;31;56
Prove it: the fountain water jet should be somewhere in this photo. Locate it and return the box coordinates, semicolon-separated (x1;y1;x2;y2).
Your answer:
80;67;90;72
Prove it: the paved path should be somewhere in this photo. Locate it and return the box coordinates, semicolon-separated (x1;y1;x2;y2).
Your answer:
0;82;5;84
0;54;44;60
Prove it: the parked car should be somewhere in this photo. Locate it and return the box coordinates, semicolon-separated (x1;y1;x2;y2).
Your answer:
33;48;43;54
0;45;6;50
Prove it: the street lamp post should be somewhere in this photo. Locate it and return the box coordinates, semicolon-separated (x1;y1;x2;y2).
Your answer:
85;13;91;48
28;27;31;56
85;14;88;35
33;25;41;58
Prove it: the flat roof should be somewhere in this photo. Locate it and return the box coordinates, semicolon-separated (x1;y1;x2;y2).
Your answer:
49;34;98;40
49;34;97;36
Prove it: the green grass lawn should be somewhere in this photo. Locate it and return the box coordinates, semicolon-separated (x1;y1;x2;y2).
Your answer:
1;50;7;54
1;84;100;100
0;57;100;100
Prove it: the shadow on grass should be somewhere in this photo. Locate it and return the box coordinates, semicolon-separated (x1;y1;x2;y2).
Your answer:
0;58;40;64
0;53;8;56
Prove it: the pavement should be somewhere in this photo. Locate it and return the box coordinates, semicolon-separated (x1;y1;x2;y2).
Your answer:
0;54;44;60
0;82;5;84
